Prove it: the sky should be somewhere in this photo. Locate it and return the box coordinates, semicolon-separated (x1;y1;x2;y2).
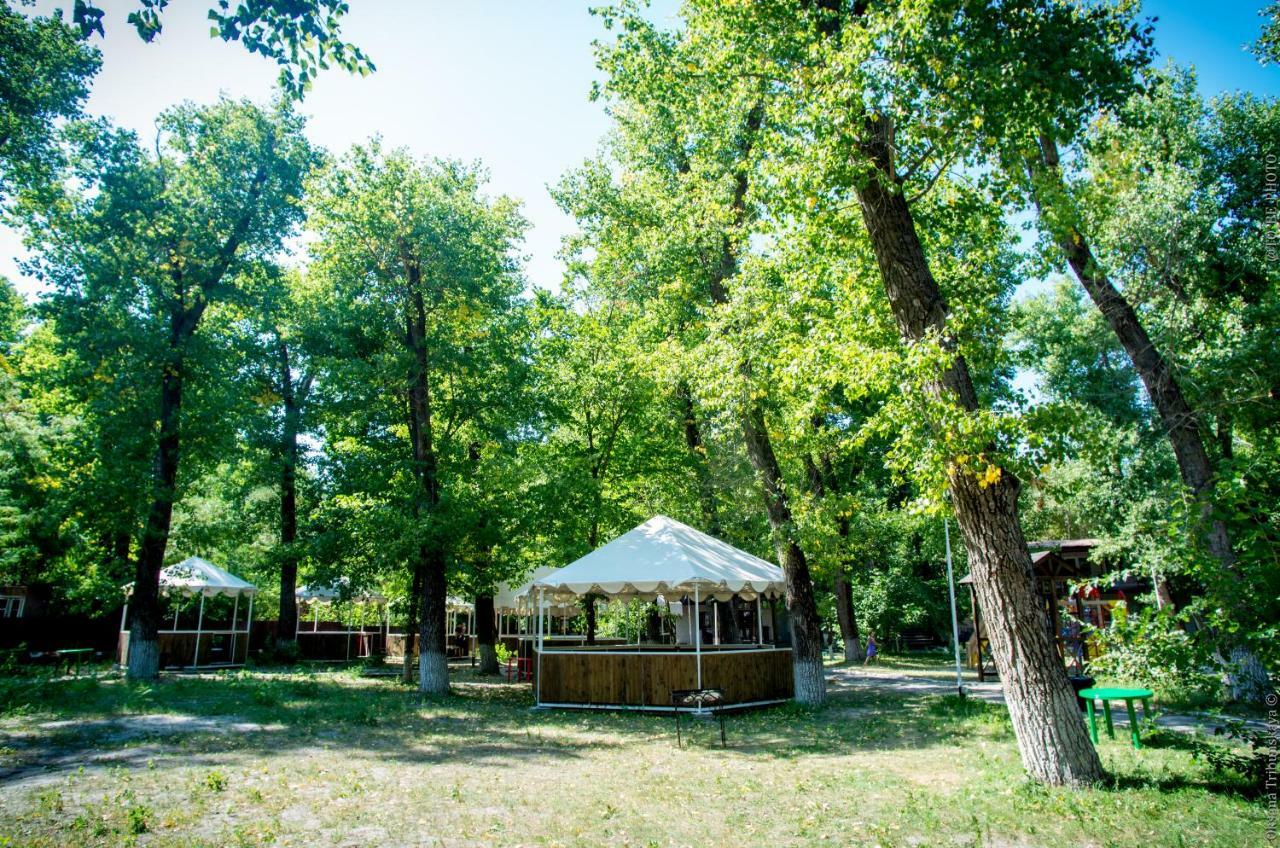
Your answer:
2;0;1276;300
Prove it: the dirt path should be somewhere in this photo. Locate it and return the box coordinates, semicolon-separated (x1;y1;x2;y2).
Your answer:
825;663;1268;734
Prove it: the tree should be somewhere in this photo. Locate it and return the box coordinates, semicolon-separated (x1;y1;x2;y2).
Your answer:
69;0;373;97
232;267;323;653
1022;69;1279;700
601;0;1126;783
307;146;527;694
18;98;314;678
0;2;99;199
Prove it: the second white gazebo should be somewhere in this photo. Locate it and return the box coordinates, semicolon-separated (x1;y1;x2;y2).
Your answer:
119;556;256;670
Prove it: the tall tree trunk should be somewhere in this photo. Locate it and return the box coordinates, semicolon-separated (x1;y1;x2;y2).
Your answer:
475;593;498;674
704;102;827;704
405;282;448;695
739;402;827;704
402;563;422;684
276;342;301;652
833;570;862;662
128;315;192;680
417;545;448;693
1029;136;1236;574
677;381;720;534
1029;136;1270;703
852;114;1102;785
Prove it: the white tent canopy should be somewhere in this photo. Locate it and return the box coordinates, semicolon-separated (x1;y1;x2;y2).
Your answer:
125;556;257;598
297;577;386;603
494;566;562;612
534;516;785;602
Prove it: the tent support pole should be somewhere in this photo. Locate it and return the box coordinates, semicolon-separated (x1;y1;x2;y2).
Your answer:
944;518;965;697
756;596;763;645
536;587;544;706
244;594;254;664
713;600;719;645
694;584;702;691
231;593;240;664
192;593;206;669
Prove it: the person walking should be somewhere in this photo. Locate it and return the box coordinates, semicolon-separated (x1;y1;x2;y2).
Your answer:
864;631;878;665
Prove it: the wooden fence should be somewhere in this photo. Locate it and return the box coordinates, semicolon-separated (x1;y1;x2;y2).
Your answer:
534;645;793;708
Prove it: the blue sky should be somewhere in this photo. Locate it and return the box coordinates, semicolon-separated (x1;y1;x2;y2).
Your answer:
2;0;1275;299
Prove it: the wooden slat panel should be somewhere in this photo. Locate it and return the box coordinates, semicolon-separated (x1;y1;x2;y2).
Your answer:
535;648;793;707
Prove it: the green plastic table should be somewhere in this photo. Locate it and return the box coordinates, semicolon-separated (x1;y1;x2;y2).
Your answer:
1079;687;1154;749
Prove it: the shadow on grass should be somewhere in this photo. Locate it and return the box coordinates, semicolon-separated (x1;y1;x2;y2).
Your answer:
2;667;1260;806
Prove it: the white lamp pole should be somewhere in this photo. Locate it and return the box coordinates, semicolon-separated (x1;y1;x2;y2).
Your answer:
747;594;757;648
944;518;965;698
192;593;206;669
694;584;702;690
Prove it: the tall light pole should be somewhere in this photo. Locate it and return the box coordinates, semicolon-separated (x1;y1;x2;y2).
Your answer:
944;517;965;698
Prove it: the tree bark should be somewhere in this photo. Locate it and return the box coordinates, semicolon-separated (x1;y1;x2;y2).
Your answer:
704;102;827;704
833;570;862;662
677;381;721;535
739;401;828;704
851;113;1102;785
402;563;422;684
127;311;192;680
404;277;448;695
475;593;498;675
584;595;597;646
1029;136;1237;575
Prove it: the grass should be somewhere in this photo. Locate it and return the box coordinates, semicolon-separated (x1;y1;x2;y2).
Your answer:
0;662;1269;847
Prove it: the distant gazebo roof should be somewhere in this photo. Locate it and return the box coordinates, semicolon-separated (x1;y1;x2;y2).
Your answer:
124;556;256;598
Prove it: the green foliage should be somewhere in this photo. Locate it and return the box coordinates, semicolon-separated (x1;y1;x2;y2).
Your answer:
70;0;372;98
1087;603;1218;700
0;1;100;198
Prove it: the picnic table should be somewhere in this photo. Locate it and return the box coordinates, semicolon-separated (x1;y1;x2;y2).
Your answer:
54;648;95;676
1078;686;1154;749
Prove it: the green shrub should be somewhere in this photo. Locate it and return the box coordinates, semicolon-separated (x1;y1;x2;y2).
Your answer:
126;804;150;835
1087;603;1218;700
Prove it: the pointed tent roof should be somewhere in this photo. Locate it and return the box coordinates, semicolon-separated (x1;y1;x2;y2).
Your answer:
296;576;386;603
493;566;575;614
133;556;257;597
534;516;785;602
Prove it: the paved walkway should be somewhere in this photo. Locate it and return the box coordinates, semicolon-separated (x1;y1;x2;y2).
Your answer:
825;664;1268;734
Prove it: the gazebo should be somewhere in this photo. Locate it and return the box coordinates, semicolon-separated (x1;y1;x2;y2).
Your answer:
295;579;388;660
961;539;1145;680
530;516;794;711
385;595;479;662
119;556;256;670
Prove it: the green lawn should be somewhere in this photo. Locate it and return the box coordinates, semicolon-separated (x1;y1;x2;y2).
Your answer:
0;663;1267;847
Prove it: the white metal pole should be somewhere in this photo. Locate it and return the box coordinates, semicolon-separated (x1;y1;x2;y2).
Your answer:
192;593;206;669
536;587;544;706
231;593;240;663
747;594;757;648
713;600;720;645
244;593;254;664
694;584;702;690
944;518;965;697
